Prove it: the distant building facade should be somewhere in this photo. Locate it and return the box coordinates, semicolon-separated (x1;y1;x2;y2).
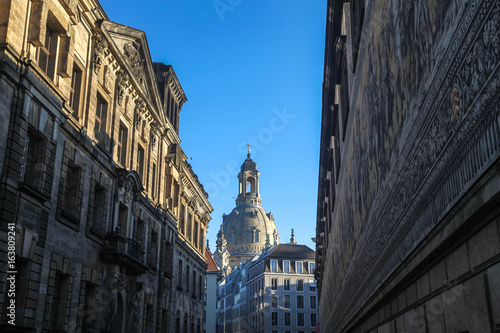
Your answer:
0;0;212;332
316;0;500;332
217;243;318;333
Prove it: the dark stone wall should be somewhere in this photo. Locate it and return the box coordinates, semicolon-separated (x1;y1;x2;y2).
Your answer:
318;0;500;331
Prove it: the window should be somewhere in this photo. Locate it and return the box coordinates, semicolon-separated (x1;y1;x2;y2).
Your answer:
271;260;278;273
49;273;68;330
69;64;83;115
284;313;291;326
36;26;57;79
297;313;304;327
136;145;145;182
297;295;304;309
117;124;128;166
186;266;190;293
271;295;278;308
94;94;108;144
254;230;260;243
284;294;290;308
311;313;317;327
151;163;157;199
23;131;44;189
296;261;303;274
90;183;105;232
284;278;290;291
192;271;197;298
271;278;277;290
177;260;183;289
283;260;290;273
310;295;317;309
309;279;316;292
297;279;304;291
230;231;234;243
82;283;97;331
271;312;278;326
309;262;315;275
64;164;81;218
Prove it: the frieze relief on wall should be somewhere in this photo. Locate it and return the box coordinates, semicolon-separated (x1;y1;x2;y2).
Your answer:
330;0;500;323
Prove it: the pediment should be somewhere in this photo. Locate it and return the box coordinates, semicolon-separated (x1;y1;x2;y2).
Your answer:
101;21;164;120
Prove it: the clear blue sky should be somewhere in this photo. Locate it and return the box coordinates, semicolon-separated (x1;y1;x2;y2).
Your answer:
100;0;326;251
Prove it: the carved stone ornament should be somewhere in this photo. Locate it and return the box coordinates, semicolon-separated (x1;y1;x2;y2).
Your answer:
93;32;108;75
123;41;147;91
134;113;142;130
116;69;129;106
118;178;134;205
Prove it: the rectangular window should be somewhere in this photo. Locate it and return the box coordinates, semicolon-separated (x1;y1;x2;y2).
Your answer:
309;279;316;292
136;145;145;182
186;266;190;293
64;164;81;218
49;273;68;330
284;294;290;309
91;183;105;232
284;278;290;291
297;313;304;327
23;131;44;189
36;26;57;79
297;279;304;291
271;259;278;273
271;312;278;326
296;261;303;274
94;94;108;144
271;295;278;308
271;278;277;290
178;260;183;289
192;271;197;298
82;283;97;331
310;295;317;309
151;163;157;199
284;312;291;326
309;262;315;275
297;295;304;309
117;124;128;166
311;313;317;327
283;260;290;273
69;63;83;115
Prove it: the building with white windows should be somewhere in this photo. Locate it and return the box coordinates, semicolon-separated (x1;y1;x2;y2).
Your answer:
216;237;318;333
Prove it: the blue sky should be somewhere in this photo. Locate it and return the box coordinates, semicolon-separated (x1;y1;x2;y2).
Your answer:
100;0;326;250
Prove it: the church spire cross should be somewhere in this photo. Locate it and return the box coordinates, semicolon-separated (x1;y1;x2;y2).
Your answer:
247;144;251;158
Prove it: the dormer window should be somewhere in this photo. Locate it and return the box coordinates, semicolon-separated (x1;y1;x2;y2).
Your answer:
230;231;235;243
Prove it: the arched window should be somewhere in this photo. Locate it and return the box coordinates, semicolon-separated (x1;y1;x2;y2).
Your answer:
230;231;234;243
254;230;260;243
247;177;255;193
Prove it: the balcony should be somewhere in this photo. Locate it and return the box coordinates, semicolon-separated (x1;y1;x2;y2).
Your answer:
100;230;148;274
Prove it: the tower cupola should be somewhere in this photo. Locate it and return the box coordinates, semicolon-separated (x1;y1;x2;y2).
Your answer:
236;144;261;207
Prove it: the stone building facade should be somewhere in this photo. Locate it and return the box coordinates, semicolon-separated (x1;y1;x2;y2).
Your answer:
316;0;500;332
216;243;318;333
0;0;212;332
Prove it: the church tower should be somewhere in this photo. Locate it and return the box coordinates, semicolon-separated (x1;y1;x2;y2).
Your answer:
215;146;280;270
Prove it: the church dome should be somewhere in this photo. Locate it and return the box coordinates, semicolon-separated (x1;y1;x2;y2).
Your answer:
222;205;279;255
214;146;280;269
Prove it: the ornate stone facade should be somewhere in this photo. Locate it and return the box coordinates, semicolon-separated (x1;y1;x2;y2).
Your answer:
0;0;212;332
316;0;500;332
